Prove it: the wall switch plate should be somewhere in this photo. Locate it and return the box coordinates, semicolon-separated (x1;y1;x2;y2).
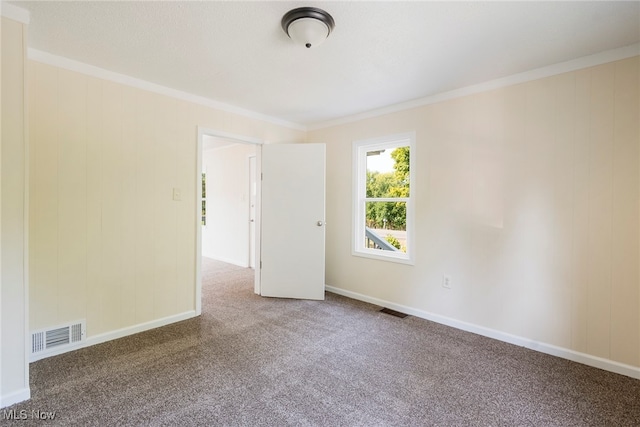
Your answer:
172;187;181;201
442;274;452;289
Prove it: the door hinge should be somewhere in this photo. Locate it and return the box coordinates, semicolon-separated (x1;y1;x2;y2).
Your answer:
260;261;262;269
261;173;263;180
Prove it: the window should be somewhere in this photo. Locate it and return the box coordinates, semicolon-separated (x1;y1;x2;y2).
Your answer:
353;132;415;264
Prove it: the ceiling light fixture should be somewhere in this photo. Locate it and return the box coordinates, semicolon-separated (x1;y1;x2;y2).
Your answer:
281;7;335;49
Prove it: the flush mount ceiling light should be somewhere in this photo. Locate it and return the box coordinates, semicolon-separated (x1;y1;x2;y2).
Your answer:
281;7;335;49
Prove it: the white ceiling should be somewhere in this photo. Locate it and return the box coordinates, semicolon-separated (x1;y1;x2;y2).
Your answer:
9;1;640;128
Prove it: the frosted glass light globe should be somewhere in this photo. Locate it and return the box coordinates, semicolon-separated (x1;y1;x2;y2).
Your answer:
287;17;330;48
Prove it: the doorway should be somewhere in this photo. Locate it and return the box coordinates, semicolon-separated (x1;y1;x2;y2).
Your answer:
195;127;262;315
195;129;327;312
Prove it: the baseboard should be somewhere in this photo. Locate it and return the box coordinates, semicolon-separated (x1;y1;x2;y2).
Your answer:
30;311;197;363
0;388;31;409
85;310;198;347
325;285;640;380
202;254;248;268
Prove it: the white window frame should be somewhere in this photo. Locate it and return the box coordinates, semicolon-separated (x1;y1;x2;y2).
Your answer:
352;132;415;265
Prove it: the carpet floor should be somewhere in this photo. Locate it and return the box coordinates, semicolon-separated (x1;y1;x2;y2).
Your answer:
3;257;640;426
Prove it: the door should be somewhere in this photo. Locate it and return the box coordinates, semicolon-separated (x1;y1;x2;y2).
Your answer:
260;143;325;300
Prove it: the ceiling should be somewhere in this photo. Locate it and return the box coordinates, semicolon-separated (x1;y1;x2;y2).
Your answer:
9;1;640;128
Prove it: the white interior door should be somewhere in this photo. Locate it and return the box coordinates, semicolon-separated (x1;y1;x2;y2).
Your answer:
260;143;325;300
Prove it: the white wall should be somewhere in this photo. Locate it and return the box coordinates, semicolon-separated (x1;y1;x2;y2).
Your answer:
1;13;30;407
309;56;640;375
202;143;256;266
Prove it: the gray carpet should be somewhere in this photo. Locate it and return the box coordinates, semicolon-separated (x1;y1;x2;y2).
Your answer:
3;257;640;426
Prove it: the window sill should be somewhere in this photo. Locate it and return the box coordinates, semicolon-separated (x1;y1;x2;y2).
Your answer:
352;249;414;265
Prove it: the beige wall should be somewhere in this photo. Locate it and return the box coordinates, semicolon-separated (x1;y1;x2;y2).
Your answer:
202;143;257;266
309;57;640;369
28;60;304;338
1;16;29;406
11;22;640;401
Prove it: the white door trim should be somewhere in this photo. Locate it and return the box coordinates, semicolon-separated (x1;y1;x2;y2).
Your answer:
248;154;257;270
195;127;263;315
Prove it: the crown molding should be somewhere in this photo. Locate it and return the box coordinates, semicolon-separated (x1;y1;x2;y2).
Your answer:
308;43;640;131
26;41;640;134
27;49;306;132
1;1;30;24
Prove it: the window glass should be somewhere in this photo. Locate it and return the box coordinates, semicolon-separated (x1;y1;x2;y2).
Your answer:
353;133;414;264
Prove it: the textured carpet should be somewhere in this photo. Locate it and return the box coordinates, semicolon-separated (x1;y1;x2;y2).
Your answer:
3;257;640;426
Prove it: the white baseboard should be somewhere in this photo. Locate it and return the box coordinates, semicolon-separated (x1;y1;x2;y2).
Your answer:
202;254;248;268
86;311;197;347
30;311;197;363
325;285;640;380
0;388;31;409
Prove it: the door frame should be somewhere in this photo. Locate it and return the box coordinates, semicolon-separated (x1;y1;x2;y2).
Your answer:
248;154;257;269
195;127;263;315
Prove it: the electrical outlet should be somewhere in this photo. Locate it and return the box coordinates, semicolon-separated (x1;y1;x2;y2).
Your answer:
442;274;452;289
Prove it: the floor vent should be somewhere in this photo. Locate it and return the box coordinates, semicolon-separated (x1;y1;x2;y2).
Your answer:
31;321;85;359
380;308;409;318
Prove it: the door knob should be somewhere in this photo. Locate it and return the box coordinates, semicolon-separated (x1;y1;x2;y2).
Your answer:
317;221;324;227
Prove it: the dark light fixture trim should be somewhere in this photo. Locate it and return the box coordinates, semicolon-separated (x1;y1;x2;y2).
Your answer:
281;7;336;48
